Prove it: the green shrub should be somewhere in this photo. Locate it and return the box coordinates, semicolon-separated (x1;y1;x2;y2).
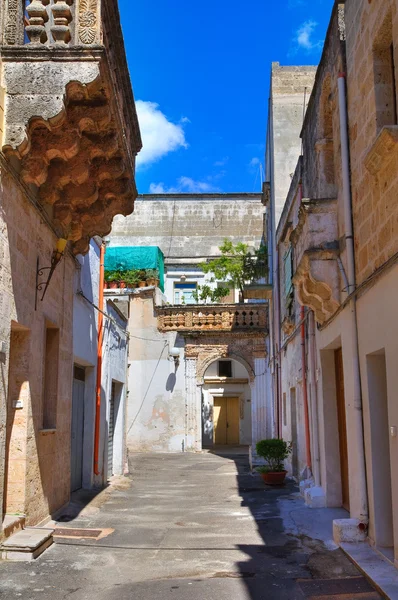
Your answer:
104;270;121;282
255;439;292;473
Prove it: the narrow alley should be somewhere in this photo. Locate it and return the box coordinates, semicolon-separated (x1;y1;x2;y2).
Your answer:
0;451;382;600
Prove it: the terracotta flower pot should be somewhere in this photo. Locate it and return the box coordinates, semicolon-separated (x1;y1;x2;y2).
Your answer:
104;281;109;289
109;281;118;289
260;470;287;486
119;281;126;289
146;278;156;286
138;281;146;288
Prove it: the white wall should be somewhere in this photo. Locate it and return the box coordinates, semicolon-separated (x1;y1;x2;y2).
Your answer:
73;240;99;489
100;299;128;479
127;292;189;453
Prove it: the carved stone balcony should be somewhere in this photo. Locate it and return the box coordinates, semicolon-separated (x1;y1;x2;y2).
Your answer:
289;198;340;325
0;0;142;254
156;304;268;334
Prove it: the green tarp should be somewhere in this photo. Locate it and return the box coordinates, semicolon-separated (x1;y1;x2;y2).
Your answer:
104;246;165;292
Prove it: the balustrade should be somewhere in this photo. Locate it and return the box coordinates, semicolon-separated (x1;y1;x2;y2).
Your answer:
156;304;268;333
3;0;102;46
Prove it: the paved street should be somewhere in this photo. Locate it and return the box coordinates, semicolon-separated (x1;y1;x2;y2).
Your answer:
0;451;382;600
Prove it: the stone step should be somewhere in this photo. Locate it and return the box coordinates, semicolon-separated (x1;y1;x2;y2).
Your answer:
1;515;26;540
1;527;54;561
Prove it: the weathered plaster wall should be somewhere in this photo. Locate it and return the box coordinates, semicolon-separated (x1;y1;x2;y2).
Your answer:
109;194;264;259
127;292;188;453
0;168;74;526
73;241;99;489
355;264;398;557
269;63;317;225
100;299;128;478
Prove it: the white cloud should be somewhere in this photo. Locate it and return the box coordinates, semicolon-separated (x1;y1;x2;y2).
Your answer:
249;157;261;167
136;100;188;168
295;20;323;51
149;176;221;194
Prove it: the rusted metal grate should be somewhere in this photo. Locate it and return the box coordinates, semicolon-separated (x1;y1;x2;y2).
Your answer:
298;577;378;597
54;528;103;539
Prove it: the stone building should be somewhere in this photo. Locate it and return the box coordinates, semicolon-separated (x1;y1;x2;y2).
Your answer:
72;240;128;494
108;194;272;456
0;1;141;536
268;0;398;572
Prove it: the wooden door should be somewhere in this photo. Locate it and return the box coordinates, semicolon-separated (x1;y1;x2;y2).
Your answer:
335;348;350;511
226;397;240;444
213;397;240;445
214;398;227;444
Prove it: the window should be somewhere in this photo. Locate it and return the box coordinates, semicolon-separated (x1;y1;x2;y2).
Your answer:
174;282;197;304
218;360;232;378
373;13;397;130
42;325;60;429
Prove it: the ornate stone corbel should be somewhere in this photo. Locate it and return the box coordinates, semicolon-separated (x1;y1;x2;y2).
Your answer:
25;0;50;44
293;254;339;325
51;0;73;44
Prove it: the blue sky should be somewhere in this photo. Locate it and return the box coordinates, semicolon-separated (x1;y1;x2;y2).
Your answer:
118;0;334;194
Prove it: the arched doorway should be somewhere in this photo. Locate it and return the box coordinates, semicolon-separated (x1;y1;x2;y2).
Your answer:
202;358;252;448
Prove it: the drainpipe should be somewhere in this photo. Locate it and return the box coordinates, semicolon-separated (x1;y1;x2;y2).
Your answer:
338;73;368;522
308;311;320;486
300;306;312;474
94;242;105;476
298;181;312;474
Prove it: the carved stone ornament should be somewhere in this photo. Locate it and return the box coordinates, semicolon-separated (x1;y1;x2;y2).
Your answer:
292;254;339;325
5;0;18;45
25;0;50;44
51;0;73;44
79;0;98;44
3;79;137;255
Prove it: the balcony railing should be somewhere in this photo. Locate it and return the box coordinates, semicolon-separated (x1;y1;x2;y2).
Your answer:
156;303;268;333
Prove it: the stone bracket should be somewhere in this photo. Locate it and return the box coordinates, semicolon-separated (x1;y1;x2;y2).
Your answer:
293;251;340;325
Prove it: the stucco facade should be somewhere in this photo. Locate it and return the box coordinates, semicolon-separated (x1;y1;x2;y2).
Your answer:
109;193;271;456
268;0;398;570
0;0;140;535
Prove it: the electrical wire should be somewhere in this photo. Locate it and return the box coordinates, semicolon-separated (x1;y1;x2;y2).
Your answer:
126;341;169;434
77;290;166;343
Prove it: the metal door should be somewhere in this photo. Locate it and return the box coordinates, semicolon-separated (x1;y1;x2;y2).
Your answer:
71;367;85;492
108;382;116;477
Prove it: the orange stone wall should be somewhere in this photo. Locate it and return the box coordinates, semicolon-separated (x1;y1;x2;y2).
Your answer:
0;167;75;527
345;0;398;283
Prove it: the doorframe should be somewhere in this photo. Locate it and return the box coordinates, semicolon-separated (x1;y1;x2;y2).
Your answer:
211;392;244;445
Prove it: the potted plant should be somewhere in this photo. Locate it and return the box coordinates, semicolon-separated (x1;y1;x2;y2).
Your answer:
105;270;121;289
138;269;147;288
124;269;141;288
145;269;159;287
256;439;292;485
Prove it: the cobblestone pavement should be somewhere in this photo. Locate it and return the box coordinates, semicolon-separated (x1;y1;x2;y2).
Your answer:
0;450;383;599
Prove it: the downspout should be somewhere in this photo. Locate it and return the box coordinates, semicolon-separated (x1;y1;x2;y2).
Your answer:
338;73;368;522
299;181;312;474
94;242;105;476
308;311;320;486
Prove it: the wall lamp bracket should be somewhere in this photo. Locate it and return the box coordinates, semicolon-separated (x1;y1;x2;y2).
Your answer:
35;238;68;310
168;347;180;367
